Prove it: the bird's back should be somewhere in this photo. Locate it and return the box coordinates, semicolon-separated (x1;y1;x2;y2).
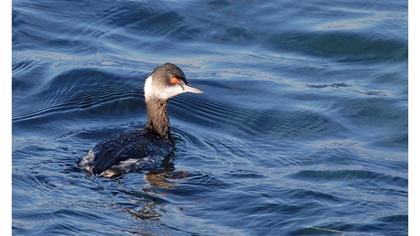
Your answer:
79;128;173;177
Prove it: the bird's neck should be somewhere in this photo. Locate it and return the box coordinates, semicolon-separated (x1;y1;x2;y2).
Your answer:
145;98;171;138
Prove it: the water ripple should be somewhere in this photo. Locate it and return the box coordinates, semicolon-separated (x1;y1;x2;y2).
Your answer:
13;0;407;234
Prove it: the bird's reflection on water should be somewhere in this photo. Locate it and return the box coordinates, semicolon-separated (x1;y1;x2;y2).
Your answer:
123;169;189;221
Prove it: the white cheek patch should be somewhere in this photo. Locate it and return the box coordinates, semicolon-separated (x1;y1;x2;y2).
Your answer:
161;85;184;99
144;75;155;99
144;75;185;100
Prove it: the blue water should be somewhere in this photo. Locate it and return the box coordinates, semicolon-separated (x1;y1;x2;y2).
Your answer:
12;0;408;235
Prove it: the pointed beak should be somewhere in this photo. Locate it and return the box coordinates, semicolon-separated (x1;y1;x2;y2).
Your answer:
183;84;203;94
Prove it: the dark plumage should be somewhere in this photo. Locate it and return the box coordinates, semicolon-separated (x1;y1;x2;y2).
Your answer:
80;129;172;177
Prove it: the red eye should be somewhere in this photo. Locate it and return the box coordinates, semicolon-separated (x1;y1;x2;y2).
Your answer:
169;76;180;85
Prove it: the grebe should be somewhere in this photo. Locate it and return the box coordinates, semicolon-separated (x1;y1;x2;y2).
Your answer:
79;63;202;177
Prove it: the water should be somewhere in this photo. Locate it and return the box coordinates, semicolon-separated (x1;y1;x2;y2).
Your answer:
12;0;408;235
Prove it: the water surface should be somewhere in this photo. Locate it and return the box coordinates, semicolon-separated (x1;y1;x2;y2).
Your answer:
13;0;407;235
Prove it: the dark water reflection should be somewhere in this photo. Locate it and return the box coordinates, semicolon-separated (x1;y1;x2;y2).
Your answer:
13;0;407;235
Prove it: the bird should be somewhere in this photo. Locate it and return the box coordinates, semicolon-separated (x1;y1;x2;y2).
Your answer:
79;63;202;177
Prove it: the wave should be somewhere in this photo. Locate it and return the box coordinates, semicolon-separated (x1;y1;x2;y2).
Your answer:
266;31;407;62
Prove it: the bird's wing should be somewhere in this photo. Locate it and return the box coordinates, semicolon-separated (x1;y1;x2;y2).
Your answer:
91;130;147;174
